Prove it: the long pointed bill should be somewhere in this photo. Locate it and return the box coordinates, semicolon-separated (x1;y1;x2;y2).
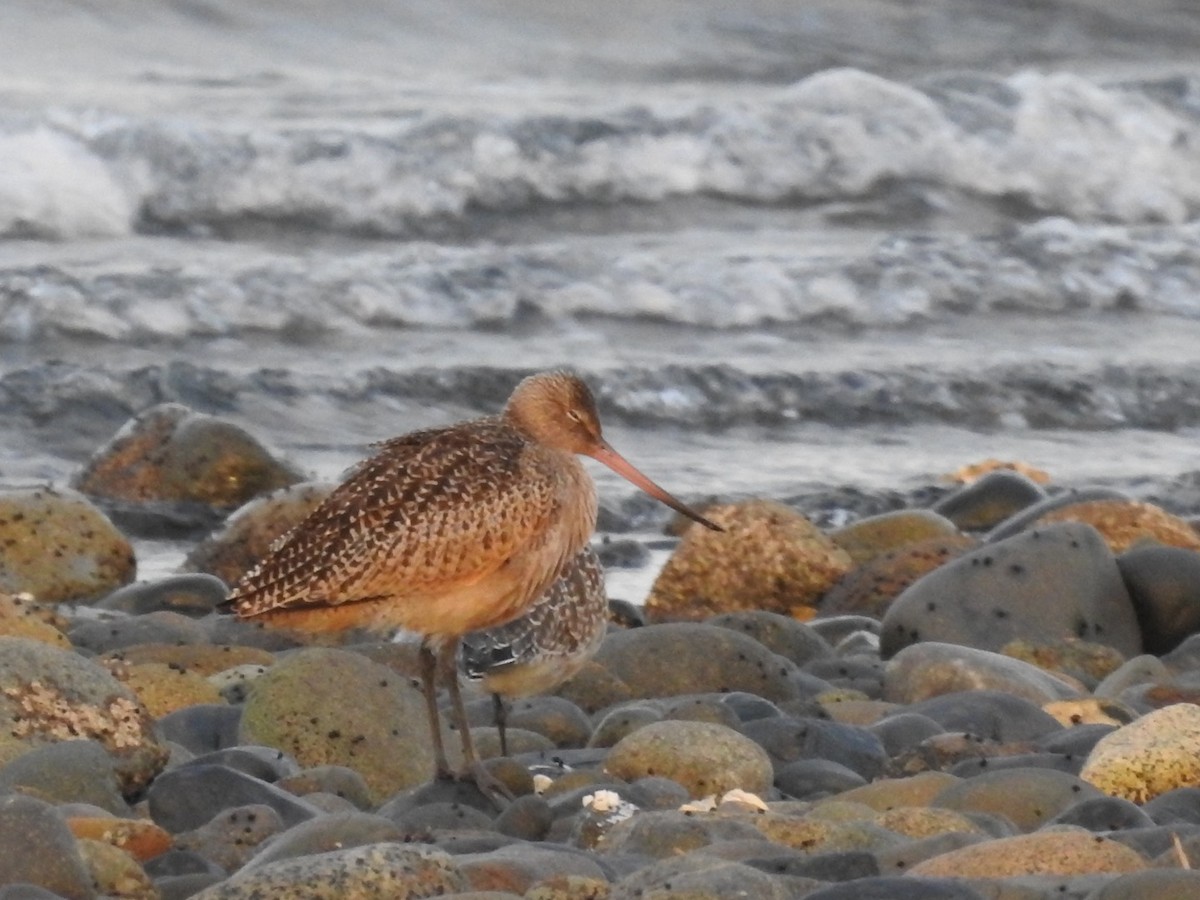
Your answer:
589;441;723;532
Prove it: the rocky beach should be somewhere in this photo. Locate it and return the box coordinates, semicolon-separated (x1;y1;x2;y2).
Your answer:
2;406;1200;899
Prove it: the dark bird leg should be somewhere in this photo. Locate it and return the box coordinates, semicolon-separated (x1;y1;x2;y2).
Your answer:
419;641;454;779
493;693;509;757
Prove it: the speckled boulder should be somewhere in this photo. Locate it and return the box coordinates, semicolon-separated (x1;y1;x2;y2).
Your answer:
604;720;773;798
189;842;467;899
829;510;963;565
1117;544;1200;655
238;648;436;803
1081;703;1200;802
906;830;1145;878
1034;499;1200;553
645;499;851;622
821;535;978;619
0;637;167;794
183;482;335;585
106;642;275;676
77;837;157;900
999;637;1125;688
932;469;1048;532
106;660;225;717
884;642;1085;706
706;610;834;667
932;768;1106;831
880;522;1141;659
72;403;303;509
0;487;135;602
0;592;69;647
0;795;96;900
589;623;808;705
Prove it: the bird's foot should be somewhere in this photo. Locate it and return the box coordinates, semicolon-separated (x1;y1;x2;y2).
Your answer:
434;762;514;811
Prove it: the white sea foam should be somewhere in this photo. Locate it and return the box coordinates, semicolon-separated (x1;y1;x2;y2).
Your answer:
0;126;134;239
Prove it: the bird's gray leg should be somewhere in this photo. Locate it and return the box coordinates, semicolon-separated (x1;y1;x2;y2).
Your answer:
493;692;509;757
439;639;513;806
419;641;454;779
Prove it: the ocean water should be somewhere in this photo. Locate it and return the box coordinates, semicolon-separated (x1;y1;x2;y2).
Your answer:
2;0;1200;596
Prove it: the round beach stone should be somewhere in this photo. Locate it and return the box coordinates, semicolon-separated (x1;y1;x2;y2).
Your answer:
0;795;96;900
985;487;1131;542
65;816;172;863
147;764;322;833
182;482;335;586
0;739;128;814
880;522;1141;659
820;535;976;619
741;716;886;781
775;758;868;799
589;622;808;704
456;843;610;894
999;636;1125;689
805;874;987;899
645;499;852;622
70;610;210;654
0;487;135;602
94;574;228;618
108;660;225;717
108;642;276;676
1116;544;1200;655
0;636;167;795
1049;795;1155;832
707;611;834;667
613;854;795;900
932;767;1106;831
604;720;773;799
188;842;467;899
906;829;1145;878
868;712;947;758
1089;869;1200;899
0;592;69;647
884;642;1084;706
828;509;963;565
72;403;304;509
1033;498;1200;553
932;468;1049;532
76;837;157;900
905;690;1064;743
1081;703;1200;802
275;766;373;811
238;647;436;803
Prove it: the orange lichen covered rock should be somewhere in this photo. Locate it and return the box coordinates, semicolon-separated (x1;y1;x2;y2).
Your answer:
1034;499;1200;553
646;499;851;622
73;402;303;508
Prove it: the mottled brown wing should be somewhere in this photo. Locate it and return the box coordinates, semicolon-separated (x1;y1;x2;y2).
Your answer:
227;418;561;617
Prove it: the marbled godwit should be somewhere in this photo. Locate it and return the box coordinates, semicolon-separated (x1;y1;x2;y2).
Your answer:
461;544;607;755
226;370;720;786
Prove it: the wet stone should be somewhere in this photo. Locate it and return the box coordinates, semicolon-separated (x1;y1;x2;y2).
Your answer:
707;610;835;668
829;508;963;564
0;795;96;900
884;642;1084;706
881;522;1141;659
157;704;243;755
0;739;128;814
742;716;887;781
588;622;807;705
933;469;1049;532
69;610;210;654
775;757;868;800
174;804;286;875
904;690;1064;743
1116;544;1200;655
0;486;135;603
932;767;1106;831
147;763;322;833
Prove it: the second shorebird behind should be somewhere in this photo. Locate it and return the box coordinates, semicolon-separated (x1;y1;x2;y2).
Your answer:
460;544;608;755
225;370;721;789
